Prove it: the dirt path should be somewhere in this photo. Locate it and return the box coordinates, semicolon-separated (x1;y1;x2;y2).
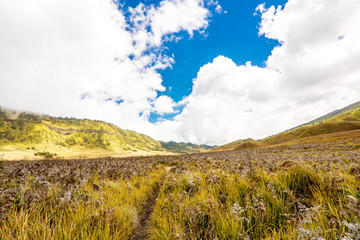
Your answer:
132;170;169;240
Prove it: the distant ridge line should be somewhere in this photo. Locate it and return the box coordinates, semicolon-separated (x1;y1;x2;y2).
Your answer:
286;101;360;133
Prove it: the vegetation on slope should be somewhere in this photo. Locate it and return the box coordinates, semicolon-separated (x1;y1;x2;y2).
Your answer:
262;104;360;146
299;100;360;127
212;138;262;151
214;101;360;151
0;107;208;159
160;141;214;154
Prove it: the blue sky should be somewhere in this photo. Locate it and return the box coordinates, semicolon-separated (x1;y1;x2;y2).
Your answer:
1;0;359;144
120;0;287;122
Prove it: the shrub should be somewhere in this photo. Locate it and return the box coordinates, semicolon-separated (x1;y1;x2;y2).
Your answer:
34;151;57;158
285;165;322;198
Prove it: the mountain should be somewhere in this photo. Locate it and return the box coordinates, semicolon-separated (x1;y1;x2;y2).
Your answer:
297;101;360;127
0;107;209;160
160;141;215;155
213;101;360;151
211;138;261;152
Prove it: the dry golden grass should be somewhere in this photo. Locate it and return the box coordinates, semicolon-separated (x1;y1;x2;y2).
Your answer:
1;135;360;239
214;106;360;151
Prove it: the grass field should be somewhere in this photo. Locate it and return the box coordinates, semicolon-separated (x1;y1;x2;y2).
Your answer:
1;133;360;239
0;142;171;161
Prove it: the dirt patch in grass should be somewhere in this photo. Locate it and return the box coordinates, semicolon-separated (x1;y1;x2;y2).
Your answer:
132;175;166;240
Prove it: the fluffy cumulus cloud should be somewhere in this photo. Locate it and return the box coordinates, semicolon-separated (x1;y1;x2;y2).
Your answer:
167;0;360;145
0;0;217;137
129;0;212;56
152;96;176;115
169;57;282;144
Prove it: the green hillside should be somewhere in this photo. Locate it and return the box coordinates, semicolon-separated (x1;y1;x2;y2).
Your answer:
297;101;360;127
211;138;262;151
214;101;360;151
0;107;208;159
160;141;214;154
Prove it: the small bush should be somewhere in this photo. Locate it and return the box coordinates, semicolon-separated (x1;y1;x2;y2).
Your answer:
34;151;57;158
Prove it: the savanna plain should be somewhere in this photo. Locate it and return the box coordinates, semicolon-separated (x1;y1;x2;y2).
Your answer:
1;131;360;240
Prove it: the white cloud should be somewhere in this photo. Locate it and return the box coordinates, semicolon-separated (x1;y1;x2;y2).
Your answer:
215;5;224;14
129;0;211;51
165;56;283;144
261;0;360;105
1;0;359;146
0;0;215;137
163;0;360;145
206;0;224;14
153;96;176;115
152;0;210;42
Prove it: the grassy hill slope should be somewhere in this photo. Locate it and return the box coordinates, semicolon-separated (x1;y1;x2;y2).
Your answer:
213;101;360;151
160;141;214;154
0;107;209;159
297;101;360;127
212;138;263;151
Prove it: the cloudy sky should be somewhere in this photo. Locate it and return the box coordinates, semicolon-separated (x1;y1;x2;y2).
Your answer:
1;0;359;145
